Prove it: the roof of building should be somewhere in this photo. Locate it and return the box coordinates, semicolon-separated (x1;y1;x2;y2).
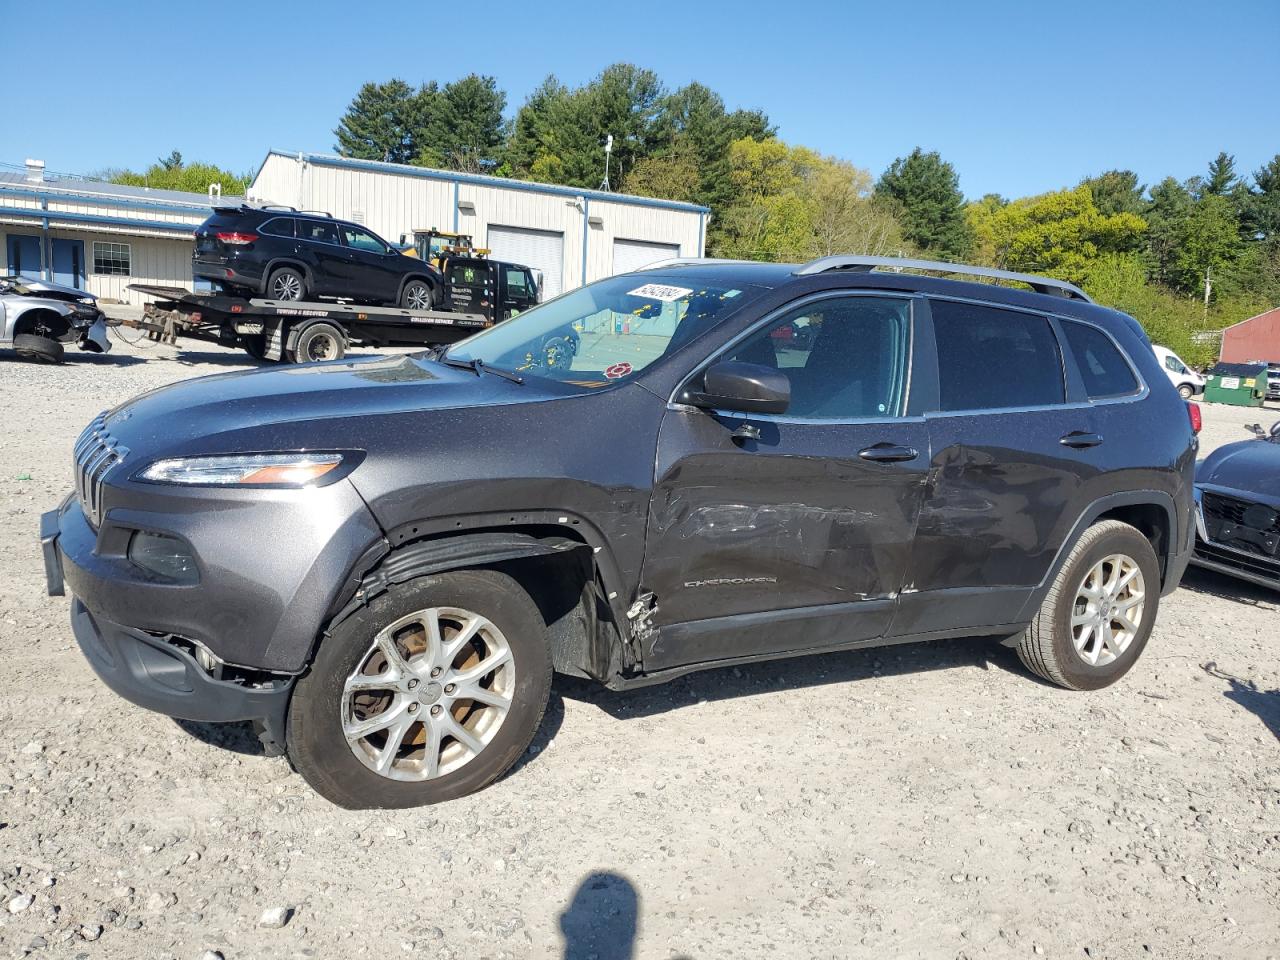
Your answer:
1221;305;1280;333
0;169;242;211
259;150;710;215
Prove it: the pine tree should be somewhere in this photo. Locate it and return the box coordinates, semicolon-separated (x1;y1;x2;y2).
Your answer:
874;148;971;259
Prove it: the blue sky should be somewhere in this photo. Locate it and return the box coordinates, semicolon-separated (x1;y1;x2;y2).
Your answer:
8;0;1278;199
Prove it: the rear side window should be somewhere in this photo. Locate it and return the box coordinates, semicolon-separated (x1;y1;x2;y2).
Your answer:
1063;322;1140;399
259;217;296;238
297;219;339;245
931;299;1064;411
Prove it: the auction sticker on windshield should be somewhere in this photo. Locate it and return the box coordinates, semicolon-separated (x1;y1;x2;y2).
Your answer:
627;283;693;302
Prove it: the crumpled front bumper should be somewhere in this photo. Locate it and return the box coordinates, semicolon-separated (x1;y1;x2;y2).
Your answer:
77;315;111;353
43;506;293;749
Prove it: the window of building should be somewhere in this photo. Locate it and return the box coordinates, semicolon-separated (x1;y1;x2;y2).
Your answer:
92;242;131;276
723;296;912;419
1062;321;1140;399
931;299;1065;411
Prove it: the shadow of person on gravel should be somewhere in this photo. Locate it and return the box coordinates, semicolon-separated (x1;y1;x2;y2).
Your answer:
560;871;639;960
557;634;1017;721
1203;662;1280;742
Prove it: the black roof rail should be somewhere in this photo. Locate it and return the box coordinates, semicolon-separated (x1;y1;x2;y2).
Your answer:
794;255;1092;302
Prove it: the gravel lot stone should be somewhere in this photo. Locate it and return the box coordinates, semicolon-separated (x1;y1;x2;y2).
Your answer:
0;337;1277;958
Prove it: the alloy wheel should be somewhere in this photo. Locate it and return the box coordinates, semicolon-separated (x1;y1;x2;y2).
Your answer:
341;607;515;781
1070;553;1145;667
272;273;302;300
405;283;433;310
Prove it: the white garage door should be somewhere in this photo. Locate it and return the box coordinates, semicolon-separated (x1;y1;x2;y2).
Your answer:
612;238;681;275
487;225;565;298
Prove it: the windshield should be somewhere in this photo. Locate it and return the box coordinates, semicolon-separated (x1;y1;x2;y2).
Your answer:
444;275;758;384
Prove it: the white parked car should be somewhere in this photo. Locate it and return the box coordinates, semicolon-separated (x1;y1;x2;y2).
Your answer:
1152;345;1203;399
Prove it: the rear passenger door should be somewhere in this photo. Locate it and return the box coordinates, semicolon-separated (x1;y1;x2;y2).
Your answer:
896;298;1104;637
295;219;345;297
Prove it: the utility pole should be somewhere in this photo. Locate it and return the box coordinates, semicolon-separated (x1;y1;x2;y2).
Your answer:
1203;265;1212;323
600;135;613;192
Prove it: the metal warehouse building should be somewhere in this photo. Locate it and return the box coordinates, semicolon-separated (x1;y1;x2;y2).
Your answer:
3;153;708;304
249;151;709;299
1;159;229;303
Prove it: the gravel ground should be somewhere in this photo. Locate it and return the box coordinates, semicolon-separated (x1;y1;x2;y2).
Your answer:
0;337;1277;960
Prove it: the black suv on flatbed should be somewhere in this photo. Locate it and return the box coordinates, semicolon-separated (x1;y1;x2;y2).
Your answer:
193;205;446;309
43;255;1198;808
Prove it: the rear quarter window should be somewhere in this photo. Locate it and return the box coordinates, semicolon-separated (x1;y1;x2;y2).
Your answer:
1062;321;1140;399
259;217;296;238
930;299;1065;411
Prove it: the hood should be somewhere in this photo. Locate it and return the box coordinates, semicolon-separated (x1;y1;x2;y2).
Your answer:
3;275;97;302
101;354;566;456
1197;438;1280;502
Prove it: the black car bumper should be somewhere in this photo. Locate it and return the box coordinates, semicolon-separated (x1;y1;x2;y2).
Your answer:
69;597;292;748
192;259;263;291
43;505;296;748
1189;489;1280;591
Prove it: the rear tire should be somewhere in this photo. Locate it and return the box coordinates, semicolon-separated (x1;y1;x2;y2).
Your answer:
1015;520;1160;690
13;334;64;364
1177;383;1194;400
287;569;552;808
292;322;345;363
267;267;306;302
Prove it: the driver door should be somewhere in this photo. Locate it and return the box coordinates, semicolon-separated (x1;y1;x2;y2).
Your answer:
639;293;931;671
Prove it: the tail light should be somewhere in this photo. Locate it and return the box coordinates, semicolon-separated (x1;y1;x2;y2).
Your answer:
1186;401;1202;434
215;232;258;245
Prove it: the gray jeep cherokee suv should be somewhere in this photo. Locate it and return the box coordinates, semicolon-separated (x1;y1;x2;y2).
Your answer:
42;255;1198;808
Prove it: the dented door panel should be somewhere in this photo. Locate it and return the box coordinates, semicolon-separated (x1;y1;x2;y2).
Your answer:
640;407;930;669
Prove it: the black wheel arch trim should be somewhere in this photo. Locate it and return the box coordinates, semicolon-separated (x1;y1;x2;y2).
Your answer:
316;510;634;669
396;273;440;301
1017;489;1182;622
261;259;311;294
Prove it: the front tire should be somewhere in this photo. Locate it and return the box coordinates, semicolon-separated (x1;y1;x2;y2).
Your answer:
287;569;552;808
1015;520;1160;690
1177;383;1194;400
400;279;435;311
13;334;64;364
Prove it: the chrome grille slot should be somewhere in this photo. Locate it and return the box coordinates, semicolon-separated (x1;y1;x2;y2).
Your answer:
73;414;128;529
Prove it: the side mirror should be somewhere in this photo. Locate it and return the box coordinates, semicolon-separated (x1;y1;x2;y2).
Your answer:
687;361;790;415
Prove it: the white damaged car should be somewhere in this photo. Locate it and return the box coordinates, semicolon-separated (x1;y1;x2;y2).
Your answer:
0;275;111;362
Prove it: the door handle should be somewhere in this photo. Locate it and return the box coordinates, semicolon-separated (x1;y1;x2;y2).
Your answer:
1060;431;1104;449
858;443;918;463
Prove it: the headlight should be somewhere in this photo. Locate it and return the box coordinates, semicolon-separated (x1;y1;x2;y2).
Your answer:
137;452;347;487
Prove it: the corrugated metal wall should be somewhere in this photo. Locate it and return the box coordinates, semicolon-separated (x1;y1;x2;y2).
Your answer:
252;155;705;293
1221;307;1280;363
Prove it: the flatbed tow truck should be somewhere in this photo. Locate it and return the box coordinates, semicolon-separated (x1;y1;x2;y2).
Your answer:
116;284;494;363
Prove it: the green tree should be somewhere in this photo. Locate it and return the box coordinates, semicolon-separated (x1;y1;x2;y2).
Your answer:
505;64;665;188
334;79;436;164
874;148;971;259
1080;170;1145;216
1203;151;1239;197
1144;176;1195;286
1168;193;1244;296
418;74;507;172
1243;155;1280;251
966;185;1146;284
110;159;250;196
